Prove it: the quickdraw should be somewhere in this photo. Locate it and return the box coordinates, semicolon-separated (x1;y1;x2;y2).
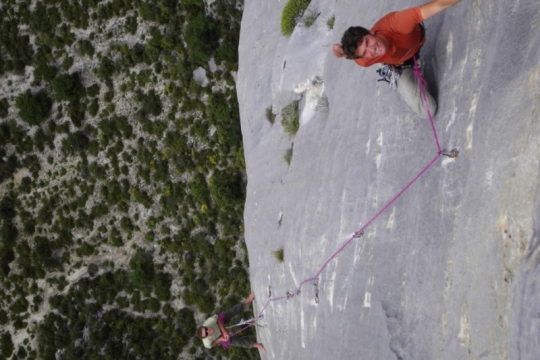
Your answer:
439;149;459;158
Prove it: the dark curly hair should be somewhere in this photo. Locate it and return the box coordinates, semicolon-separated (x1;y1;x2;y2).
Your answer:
341;26;370;59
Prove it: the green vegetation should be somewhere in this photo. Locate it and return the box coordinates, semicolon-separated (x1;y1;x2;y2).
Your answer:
302;8;319;28
327;15;336;30
272;248;285;263
281;100;300;136
0;0;256;359
15;90;52;126
281;0;312;35
283;146;294;166
265;106;276;124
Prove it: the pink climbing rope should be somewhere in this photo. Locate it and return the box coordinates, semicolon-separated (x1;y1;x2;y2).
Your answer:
228;58;444;340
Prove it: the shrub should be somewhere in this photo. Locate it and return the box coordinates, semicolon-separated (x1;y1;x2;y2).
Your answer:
184;13;219;63
209;171;244;209
281;100;300;135
0;98;9;118
265;106;276;124
327;15;336;30
190;173;209;204
52;73;83;101
283;146;293;165
281;0;311;35
136;89;162;116
0;332;14;358
15;90;52;125
302;8;319;27
35;65;58;82
78;39;95;57
130;249;155;288
272;248;284;263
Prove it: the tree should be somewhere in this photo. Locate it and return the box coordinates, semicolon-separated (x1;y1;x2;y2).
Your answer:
210;171;244;209
52;72;83;101
184;13;219;63
0;98;8;118
0;331;14;358
129;249;155;288
15;90;52;125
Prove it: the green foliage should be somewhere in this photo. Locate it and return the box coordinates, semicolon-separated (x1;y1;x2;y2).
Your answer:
190;173;209;204
78;39;95;57
272;248;285;263
129;249;155;288
52;72;83;101
0;332;14;358
184;13;219;63
15;90;52;126
0;1;252;357
0;150;18;184
97;56;116;80
136;89;162;116
327;15;336;29
62;131;90;154
125;15;138;34
0;98;9;118
265;106;276;124
283;146;293;165
281;0;312;35
209;171;244;209
302;8;319;27
34;65;58;82
281;100;300;135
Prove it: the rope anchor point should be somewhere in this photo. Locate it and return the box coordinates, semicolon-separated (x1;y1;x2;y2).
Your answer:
439;149;459;158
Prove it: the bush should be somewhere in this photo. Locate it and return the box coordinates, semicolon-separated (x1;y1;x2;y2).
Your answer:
281;0;311;35
136;89;162;116
0;332;14;358
327;15;336;30
184;13;219;63
283;146;293;165
15;90;52;125
265;106;276;124
52;73;83;101
0;98;9;118
190;173;209;204
281;100;300;135
272;248;284;263
130;249;155;289
209;171;244;209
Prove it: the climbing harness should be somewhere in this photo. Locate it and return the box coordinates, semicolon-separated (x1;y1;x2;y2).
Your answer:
228;55;459;341
376;59;423;90
376;65;402;90
377;23;425;90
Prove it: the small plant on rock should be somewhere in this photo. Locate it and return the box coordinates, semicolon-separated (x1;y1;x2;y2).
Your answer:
327;15;336;30
281;0;312;35
272;248;284;263
301;8;319;28
281;100;300;136
265;106;276;124
283;146;293;166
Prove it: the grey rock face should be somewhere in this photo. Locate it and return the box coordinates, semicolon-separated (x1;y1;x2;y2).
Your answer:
237;1;540;359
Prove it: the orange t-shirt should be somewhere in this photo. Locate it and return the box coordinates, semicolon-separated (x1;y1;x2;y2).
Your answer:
355;6;425;67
